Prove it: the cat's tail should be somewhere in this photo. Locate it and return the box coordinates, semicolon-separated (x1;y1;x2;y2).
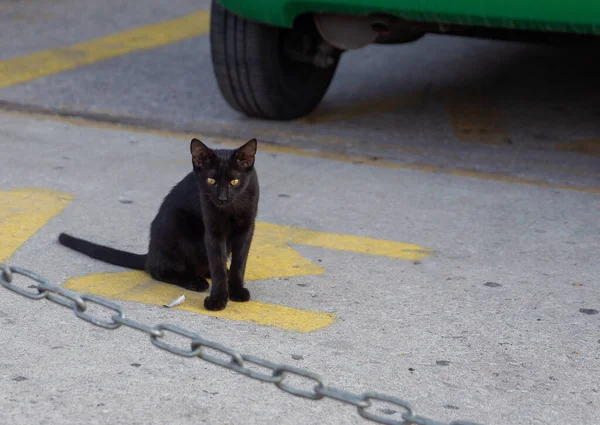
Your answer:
58;233;147;270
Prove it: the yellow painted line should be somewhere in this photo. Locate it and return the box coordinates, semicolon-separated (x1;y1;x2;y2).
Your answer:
251;128;599;177
253;128;431;156
259;222;432;262
63;221;430;331
249;222;430;279
297;90;425;124
64;271;335;333
556;138;600;156
1;109;599;195
230;144;600;195
295;86;509;150
255;129;349;145
0;11;210;89
446;97;512;145
0;188;72;262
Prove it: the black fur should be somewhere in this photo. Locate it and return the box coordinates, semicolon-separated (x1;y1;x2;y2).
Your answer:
58;138;259;311
58;233;146;269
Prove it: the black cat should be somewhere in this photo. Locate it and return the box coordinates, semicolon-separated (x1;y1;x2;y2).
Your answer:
58;138;259;311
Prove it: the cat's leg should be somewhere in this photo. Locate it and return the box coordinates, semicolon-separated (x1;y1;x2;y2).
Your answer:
203;233;229;311
228;225;254;302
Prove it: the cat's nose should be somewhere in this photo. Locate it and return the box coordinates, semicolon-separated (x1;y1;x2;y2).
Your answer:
217;195;228;203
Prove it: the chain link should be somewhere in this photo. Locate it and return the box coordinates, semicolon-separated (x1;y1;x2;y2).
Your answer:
359;392;415;425
1;264;50;300
0;263;484;425
151;323;205;357
112;315;165;338
273;364;326;400
236;354;284;384
193;338;245;371
38;278;88;311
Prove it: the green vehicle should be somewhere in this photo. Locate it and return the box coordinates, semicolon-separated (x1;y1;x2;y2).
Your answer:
209;0;600;120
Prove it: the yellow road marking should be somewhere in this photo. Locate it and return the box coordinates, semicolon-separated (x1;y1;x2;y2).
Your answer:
0;11;210;89
294;86;511;147
255;129;348;145
64;222;430;331
446;97;512;145
253;128;431;155
64;271;335;333
249;222;430;280
1;109;599;195
250;128;598;178
0;188;72;262
297;90;424;124
556;138;600;156
258;222;431;262
230;144;600;195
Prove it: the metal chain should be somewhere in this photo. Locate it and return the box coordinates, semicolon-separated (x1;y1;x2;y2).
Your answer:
0;263;483;425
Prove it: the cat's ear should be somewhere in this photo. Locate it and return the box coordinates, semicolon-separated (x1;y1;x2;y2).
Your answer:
190;138;214;168
235;138;257;170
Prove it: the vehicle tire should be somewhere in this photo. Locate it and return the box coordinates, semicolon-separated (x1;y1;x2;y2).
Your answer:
209;0;341;120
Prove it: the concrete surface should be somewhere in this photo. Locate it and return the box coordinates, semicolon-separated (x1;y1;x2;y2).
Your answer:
1;113;599;425
0;0;599;189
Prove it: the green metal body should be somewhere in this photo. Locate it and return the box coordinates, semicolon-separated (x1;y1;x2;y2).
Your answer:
217;0;600;35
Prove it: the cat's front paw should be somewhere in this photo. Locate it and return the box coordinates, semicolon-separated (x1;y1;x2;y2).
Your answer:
229;287;250;302
204;292;228;311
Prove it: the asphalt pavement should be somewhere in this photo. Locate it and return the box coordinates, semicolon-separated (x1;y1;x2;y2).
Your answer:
1;1;599;425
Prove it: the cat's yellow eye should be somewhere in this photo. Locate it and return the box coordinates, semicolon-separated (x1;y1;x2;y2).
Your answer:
207;178;216;185
230;179;239;186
